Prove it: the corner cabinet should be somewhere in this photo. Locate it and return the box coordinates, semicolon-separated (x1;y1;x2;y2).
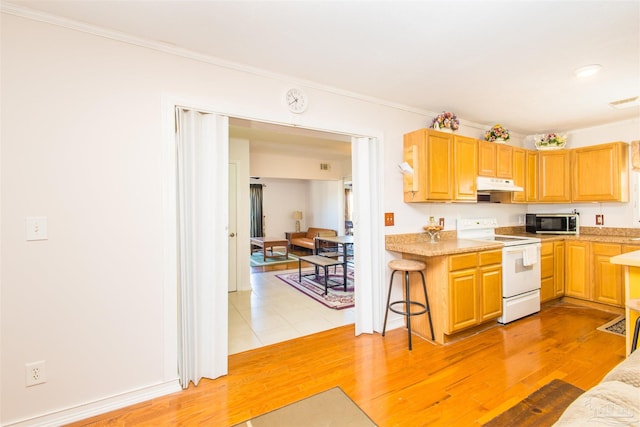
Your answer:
403;129;477;202
592;242;623;306
565;241;590;299
572;142;629;202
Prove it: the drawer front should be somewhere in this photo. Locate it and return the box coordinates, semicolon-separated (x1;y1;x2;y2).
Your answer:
479;250;502;266
541;241;553;256
449;253;477;271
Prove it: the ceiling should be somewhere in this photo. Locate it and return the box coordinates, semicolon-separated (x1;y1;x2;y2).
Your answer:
6;1;640;141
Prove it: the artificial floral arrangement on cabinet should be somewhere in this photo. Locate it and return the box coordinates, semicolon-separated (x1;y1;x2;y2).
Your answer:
430;111;460;132
534;133;567;150
484;124;510;142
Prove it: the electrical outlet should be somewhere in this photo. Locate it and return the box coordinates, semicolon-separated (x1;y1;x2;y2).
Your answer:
26;361;46;387
596;214;604;226
384;212;394;226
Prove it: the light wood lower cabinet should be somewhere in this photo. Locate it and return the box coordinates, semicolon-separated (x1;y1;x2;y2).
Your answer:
402;248;502;344
540;241;566;302
565;241;591;299
592;243;623;306
447;250;502;334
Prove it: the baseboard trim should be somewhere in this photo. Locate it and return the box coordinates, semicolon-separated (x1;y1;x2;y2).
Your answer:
4;380;182;427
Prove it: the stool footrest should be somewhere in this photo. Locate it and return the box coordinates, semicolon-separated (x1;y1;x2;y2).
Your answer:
388;300;428;316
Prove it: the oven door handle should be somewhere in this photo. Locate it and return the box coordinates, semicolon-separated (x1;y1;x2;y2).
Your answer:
503;243;540;255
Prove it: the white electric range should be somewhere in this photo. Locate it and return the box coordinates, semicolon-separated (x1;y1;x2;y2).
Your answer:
457;218;542;324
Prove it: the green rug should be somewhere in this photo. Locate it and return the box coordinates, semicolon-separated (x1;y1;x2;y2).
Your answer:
250;251;299;267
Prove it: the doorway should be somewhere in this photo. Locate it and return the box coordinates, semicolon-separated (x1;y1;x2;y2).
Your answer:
166;102;384;383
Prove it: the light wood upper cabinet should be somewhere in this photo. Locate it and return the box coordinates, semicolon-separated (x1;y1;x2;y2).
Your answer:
511;147;526;203
477;141;496;177
403;129;476;203
478;141;512;178
403;129;453;202
453;135;478;201
539;150;571;202
572;142;629;202
526;150;539;202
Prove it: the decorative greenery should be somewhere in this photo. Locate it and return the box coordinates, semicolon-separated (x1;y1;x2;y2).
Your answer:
430;111;460;131
484;124;510;142
534;133;567;148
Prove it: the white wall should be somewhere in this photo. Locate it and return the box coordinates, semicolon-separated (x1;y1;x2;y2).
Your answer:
250;151;349;180
2;10;639;425
259;178;308;236
0;13;426;424
257;178;343;239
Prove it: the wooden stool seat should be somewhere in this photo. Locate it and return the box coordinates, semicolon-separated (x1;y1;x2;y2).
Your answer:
388;259;426;272
382;259;434;350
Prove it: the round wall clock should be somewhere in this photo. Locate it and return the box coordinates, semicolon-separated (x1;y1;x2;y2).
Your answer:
285;87;308;113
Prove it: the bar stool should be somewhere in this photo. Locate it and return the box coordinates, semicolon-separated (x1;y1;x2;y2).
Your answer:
382;259;434;350
627;299;640;353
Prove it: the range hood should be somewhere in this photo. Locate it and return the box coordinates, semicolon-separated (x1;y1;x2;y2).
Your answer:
477;176;523;192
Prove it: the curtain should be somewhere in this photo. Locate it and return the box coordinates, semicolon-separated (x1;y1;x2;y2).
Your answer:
632;141;640;172
175;107;229;388
250;184;264;237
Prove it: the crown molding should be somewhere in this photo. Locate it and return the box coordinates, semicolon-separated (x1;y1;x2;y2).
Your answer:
1;3;442;117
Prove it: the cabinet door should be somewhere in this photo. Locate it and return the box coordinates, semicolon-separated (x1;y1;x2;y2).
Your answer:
477;140;497;177
525;150;539;202
448;269;478;333
453;135;478;201
593;242;623;306
565;241;590;299
553;242;565;297
496;144;513;178
403;129;427;202
426;131;454;200
540;242;555;302
479;265;502;321
572;142;629;202
511;148;526;203
539;150;571;202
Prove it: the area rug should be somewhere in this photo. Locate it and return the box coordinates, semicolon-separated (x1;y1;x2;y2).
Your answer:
250;251;298;267
483;379;584;427
597;315;626;337
276;266;354;310
232;387;377;427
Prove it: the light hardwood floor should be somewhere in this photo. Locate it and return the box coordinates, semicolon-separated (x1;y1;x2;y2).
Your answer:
68;303;625;426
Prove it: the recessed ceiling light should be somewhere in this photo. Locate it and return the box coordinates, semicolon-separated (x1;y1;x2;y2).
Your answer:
574;64;602;78
609;96;640;109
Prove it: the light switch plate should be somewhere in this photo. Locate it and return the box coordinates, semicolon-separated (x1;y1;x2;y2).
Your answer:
26;216;48;241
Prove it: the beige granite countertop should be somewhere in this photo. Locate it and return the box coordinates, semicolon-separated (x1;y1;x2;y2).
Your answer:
386;226;640;257
385;238;503;257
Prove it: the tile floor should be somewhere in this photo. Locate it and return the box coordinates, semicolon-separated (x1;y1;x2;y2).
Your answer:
228;267;355;354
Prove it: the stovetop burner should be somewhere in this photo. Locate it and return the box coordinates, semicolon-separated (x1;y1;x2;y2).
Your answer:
457;218;540;246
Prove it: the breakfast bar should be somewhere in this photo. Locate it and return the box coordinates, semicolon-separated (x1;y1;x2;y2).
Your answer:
386;233;504;345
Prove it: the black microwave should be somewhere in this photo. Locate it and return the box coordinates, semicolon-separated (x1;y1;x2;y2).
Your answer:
526;213;579;235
